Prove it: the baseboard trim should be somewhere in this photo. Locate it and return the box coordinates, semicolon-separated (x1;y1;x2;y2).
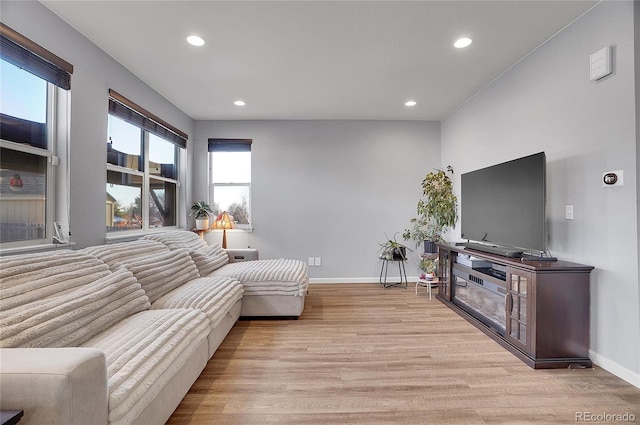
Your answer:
589;349;640;388
309;276;420;284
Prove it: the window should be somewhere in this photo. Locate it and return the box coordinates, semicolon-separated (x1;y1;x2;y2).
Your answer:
209;139;251;228
0;24;72;246
107;90;186;233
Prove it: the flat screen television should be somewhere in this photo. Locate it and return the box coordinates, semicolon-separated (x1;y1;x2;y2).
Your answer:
460;152;546;256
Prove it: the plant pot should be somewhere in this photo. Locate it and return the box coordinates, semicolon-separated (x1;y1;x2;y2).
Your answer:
423;240;438;254
392;247;406;260
195;218;209;230
424;272;435;281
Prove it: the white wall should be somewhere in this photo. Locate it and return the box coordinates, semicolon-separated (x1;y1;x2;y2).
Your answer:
1;1;195;248
442;1;639;385
194;120;441;280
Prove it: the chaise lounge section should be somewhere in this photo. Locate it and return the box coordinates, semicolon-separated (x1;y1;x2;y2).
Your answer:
0;231;308;425
142;230;309;317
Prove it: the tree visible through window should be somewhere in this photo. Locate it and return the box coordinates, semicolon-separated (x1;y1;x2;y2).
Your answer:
106;92;184;233
209;139;251;228
106;115;179;232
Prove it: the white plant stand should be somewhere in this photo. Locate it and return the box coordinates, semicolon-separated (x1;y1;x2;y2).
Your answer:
415;277;438;299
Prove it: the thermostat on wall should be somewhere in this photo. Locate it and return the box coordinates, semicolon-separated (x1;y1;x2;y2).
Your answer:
602;170;623;187
590;46;611;81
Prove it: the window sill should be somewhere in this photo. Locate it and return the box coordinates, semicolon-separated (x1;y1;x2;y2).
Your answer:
0;241;76;256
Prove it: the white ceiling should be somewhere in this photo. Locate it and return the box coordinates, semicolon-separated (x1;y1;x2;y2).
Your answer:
41;1;598;121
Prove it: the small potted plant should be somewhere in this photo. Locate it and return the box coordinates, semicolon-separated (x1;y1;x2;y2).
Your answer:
419;257;438;281
403;166;458;254
190;200;213;230
378;234;410;261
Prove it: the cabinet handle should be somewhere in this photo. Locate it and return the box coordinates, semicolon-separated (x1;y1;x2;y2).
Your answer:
506;293;513;313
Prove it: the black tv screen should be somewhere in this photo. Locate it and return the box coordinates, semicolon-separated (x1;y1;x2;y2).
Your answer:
461;152;546;253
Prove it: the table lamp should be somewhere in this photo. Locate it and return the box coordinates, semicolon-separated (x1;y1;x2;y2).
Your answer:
212;211;235;248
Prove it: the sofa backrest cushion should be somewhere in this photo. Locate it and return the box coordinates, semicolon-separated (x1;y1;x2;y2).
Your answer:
141;231;230;276
82;239;170;271
0;250;150;348
113;248;199;303
188;244;230;276
141;230;208;252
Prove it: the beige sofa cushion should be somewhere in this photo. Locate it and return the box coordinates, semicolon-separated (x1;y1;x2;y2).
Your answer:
142;230;208;251
0;251;150;348
113;249;199;303
82;239;169;271
209;258;309;296
188;243;230;275
142;231;230;275
151;276;243;328
81;309;210;425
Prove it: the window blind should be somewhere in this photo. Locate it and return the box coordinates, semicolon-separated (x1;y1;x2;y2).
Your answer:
108;89;188;149
208;138;252;152
0;23;73;90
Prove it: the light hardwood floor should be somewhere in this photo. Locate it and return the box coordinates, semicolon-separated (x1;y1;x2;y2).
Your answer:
167;283;640;424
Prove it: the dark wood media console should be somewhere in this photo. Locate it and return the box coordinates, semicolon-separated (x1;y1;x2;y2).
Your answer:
436;243;594;369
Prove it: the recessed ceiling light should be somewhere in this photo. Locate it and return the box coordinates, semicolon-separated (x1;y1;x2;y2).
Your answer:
234;100;246;106
454;37;473;49
405;100;417;107
187;35;205;47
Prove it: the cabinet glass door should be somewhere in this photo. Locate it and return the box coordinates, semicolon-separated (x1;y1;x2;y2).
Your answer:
507;270;530;352
438;249;451;301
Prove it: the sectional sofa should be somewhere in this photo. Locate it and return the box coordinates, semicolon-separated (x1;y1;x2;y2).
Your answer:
0;230;308;425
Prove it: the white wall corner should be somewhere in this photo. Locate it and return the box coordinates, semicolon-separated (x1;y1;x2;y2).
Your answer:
589;349;640;389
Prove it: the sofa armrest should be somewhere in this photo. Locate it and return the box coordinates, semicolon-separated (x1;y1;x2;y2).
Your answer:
226;248;259;262
0;348;108;425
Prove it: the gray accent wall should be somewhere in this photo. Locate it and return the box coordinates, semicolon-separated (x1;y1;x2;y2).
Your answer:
1;1;195;248
194;120;440;280
441;1;639;384
2;0;638;388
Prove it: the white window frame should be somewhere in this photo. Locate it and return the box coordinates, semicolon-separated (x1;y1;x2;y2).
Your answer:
0;83;64;249
208;153;252;231
106;119;181;236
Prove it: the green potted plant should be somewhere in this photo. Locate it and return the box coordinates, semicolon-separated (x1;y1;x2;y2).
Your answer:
419;257;438;281
403;166;458;254
378;234;411;261
190;200;213;230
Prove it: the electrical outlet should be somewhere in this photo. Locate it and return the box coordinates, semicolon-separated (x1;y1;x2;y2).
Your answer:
308;257;315;266
315;257;322;266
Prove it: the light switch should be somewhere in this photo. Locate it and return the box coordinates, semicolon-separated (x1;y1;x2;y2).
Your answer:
565;205;574;220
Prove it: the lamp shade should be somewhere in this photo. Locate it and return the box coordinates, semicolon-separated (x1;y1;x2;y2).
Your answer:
212;211;235;230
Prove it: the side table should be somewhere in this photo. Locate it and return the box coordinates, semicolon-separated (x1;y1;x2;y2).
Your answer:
379;258;408;288
192;228;211;239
